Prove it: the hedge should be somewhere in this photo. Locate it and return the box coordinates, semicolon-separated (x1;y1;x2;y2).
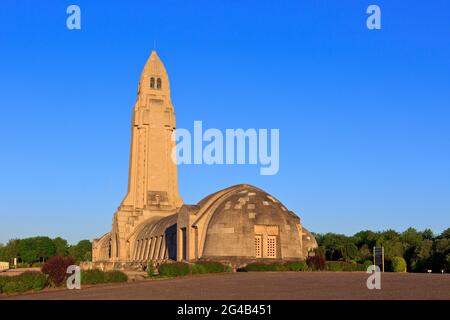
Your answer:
0;271;47;294
158;262;191;277
325;261;367;271
191;261;233;274
244;261;308;272
81;270;128;284
157;261;232;277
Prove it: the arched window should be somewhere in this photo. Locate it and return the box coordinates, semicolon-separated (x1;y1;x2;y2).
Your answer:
157;78;162;89
150;77;155;88
108;240;112;259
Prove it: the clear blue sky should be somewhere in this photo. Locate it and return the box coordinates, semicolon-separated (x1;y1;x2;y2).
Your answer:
0;1;449;244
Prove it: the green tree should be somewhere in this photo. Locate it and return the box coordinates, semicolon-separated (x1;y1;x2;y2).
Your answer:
52;237;69;256
377;230;403;259
431;229;450;272
69;240;92;262
353;230;379;249
0;239;18;263
17;237;56;264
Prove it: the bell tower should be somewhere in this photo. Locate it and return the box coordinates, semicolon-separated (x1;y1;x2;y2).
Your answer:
111;51;183;261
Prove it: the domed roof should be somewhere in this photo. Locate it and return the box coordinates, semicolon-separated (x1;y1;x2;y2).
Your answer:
196;184;298;221
194;184;306;260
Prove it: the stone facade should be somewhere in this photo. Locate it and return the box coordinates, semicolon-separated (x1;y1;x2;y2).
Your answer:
92;51;317;268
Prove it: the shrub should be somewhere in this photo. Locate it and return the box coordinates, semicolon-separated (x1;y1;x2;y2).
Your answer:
284;261;308;271
192;261;230;274
2;281;22;294
81;269;106;284
147;260;156;277
18;271;48;290
81;269;128;284
363;260;373;270
0;272;47;294
158;262;191;277
191;263;208;274
306;255;326;271
41;256;75;286
244;262;287;272
325;261;366;271
104;271;128;283
391;256;407;272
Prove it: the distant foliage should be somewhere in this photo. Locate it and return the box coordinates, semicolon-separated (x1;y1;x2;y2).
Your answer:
69;240;92;262
315;227;450;273
391;256;407;272
0;237;92;266
16;237;56;264
41;256;75;286
306;256;326;271
0;271;47;294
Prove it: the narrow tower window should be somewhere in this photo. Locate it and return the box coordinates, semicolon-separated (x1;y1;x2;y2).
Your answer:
157;78;162;89
150;77;155;88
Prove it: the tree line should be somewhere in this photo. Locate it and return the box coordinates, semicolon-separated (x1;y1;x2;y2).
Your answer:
0;237;92;265
313;227;450;272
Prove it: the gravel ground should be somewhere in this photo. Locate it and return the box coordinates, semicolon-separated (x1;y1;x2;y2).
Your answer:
2;272;449;300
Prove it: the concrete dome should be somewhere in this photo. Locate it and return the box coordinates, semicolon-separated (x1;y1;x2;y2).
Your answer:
198;184;310;262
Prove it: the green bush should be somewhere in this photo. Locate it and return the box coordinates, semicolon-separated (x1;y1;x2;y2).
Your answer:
391;256;407;272
192;261;231;274
81;269;128;284
325;261;366;271
244;262;287;272
158;262;191;277
2;281;22;294
147;260;156;277
190;263;208;274
105;271;128;283
0;276;9;293
284;261;308;271
81;269;105;284
0;271;47;294
363;260;373;270
18;271;48;290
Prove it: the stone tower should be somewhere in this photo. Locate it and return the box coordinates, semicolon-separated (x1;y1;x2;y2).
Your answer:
110;51;183;261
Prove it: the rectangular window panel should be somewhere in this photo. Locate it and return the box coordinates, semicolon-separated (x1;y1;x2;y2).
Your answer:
267;236;277;258
255;235;262;258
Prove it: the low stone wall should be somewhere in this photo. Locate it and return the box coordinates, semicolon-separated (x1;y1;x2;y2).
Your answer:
80;261;149;272
0;262;10;272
